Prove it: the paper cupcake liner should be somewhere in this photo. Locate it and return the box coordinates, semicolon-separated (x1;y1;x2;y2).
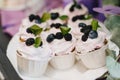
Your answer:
50;53;75;70
76;44;108;69
17;51;49;77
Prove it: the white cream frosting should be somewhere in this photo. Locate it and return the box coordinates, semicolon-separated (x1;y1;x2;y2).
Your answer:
42;28;76;56
76;29;107;53
17;42;53;61
64;2;88;19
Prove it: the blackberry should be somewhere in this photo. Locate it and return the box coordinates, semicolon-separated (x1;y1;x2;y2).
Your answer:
51;13;59;20
46;34;55;43
72;16;78;22
25;38;35;46
55;23;62;28
89;30;98;39
50;23;55;28
78;15;85;20
26;28;32;34
69;4;75;12
64;33;72;41
55;32;63;39
76;4;82;9
29;14;35;22
81;34;88;42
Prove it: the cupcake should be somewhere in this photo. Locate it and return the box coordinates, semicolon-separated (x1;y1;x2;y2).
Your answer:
75;19;108;69
44;26;76;70
17;24;53;77
64;0;88;19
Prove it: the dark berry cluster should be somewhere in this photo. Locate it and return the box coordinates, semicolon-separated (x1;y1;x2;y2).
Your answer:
25;38;43;47
46;32;72;43
78;23;98;41
51;13;59;20
29;14;41;24
72;15;85;22
50;23;62;28
69;4;82;12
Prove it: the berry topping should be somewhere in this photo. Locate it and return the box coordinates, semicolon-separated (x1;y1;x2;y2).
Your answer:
76;4;82;9
25;38;35;46
64;33;72;41
55;32;63;39
78;23;87;27
46;34;56;43
50;23;55;28
81;34;88;42
89;30;98;39
69;4;75;12
29;14;35;22
55;23;62;28
51;13;59;20
26;28;33;34
72;16;78;22
78;15;85;19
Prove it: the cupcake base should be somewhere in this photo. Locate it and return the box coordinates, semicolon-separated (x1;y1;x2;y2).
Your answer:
50;53;75;70
17;51;48;77
76;44;108;69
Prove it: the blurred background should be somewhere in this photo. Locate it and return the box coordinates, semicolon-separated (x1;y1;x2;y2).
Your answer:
0;0;120;53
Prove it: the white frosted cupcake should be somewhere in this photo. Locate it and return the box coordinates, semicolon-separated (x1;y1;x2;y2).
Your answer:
17;24;53;77
44;26;76;70
75;19;108;69
64;1;88;19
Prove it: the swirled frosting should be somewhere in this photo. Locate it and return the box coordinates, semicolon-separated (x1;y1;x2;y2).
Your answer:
42;28;76;56
17;42;53;61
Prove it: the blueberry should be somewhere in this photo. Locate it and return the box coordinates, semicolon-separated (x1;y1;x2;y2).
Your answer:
46;34;55;43
81;34;88;42
55;23;62;28
78;15;85;20
64;33;72;41
89;30;98;39
26;28;32;34
29;14;35;22
39;41;43;46
50;23;55;28
78;23;87;28
76;4;82;9
55;32;63;39
72;16;78;22
80;28;85;33
35;15;41;24
51;13;59;20
69;4;75;12
25;38;35;46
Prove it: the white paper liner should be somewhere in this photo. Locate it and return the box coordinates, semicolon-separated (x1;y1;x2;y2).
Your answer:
17;52;49;77
76;44;108;69
50;53;75;70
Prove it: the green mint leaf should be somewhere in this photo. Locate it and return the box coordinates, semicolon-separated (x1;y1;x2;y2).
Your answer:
34;37;42;48
29;25;43;36
91;19;99;31
60;27;71;35
41;12;50;22
59;15;68;20
84;14;92;20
